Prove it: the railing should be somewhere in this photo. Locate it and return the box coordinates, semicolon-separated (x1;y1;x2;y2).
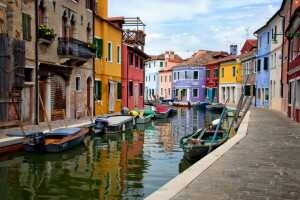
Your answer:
57;37;93;60
123;30;145;46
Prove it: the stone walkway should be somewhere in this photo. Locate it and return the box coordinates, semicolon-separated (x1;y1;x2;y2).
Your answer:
173;107;300;200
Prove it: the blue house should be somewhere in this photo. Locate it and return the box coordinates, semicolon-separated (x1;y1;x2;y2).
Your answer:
254;26;271;108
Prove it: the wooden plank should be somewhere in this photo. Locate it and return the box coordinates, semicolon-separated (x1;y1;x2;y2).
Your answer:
0;34;9;122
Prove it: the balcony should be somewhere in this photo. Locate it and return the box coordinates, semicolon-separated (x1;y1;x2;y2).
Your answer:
57;37;93;66
123;30;146;46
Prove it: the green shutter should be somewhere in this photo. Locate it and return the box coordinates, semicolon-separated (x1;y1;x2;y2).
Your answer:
117;46;120;63
22;13;26;40
108;42;111;61
28;15;31;40
96;38;103;58
98;80;102;100
245;85;251;96
117;82;122;99
206;70;210;78
193;89;197;97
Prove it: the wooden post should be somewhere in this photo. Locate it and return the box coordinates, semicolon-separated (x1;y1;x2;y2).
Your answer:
10;93;26;142
81;92;93;123
235;96;253;131
63;109;68;128
235;96;248;121
94;93;104;116
38;91;51;131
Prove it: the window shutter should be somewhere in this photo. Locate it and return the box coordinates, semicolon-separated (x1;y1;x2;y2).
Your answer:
91;0;95;12
117;82;122;99
264;57;268;70
22;13;26;40
245;85;251;96
140;83;143;96
117;46;120;63
96;38;103;58
98;80;102;100
28;15;32;40
258;60;261;71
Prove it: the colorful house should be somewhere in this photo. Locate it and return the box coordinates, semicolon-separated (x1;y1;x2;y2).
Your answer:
158;51;183;100
218;55;242;104
204;52;229;103
254;21;272;108
172;50;225;103
94;0;123;114
145;54;165;100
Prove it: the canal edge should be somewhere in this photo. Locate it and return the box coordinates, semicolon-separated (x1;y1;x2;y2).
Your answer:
145;111;251;200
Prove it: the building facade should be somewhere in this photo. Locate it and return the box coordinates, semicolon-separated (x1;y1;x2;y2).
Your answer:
94;0;123;114
158;51;182;100
255;25;272;108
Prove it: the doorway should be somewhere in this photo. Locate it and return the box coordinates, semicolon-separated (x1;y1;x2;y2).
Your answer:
38;81;45;122
87;77;92;113
135;84;138;107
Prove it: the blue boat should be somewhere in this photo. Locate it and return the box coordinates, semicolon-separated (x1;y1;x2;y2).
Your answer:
206;103;224;111
193;102;209;108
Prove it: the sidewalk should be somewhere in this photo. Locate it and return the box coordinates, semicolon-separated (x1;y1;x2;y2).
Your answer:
172;107;300;200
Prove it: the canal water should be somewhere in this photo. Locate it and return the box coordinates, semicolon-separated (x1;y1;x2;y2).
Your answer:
0;108;224;200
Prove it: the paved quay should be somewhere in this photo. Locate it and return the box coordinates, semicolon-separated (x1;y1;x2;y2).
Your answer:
172;107;300;200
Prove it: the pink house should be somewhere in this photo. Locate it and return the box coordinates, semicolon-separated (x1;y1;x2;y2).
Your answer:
159;51;183;100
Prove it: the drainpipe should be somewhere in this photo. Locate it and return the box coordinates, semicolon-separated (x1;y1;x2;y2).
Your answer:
127;51;129;109
279;11;285;98
93;11;95;116
35;0;39;125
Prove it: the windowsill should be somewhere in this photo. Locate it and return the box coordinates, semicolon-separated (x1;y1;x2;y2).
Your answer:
75;90;82;92
117;99;122;101
96;100;102;102
86;9;93;13
108;61;112;63
71;0;78;4
130;65;133;67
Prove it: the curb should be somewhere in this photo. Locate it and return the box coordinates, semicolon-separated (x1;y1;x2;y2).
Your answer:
145;111;251;200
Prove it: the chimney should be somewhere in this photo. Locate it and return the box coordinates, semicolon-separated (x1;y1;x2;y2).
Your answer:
165;51;170;59
170;51;175;59
230;45;238;56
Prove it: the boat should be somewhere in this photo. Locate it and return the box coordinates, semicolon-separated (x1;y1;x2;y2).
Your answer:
154;106;171;119
193;102;209;108
225;109;244;117
172;102;193;107
179;128;229;161
23;127;88;153
92;115;135;134
135;114;153;124
206;103;224;111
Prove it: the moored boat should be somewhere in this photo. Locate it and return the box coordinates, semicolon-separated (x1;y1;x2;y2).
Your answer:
206;103;224;111
23;127;88;153
179;128;228;161
193;102;209;108
154;106;171;119
135;114;153;124
92;115;135;134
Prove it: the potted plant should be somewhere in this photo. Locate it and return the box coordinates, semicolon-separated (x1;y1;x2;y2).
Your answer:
38;25;57;44
213;77;218;82
88;41;97;53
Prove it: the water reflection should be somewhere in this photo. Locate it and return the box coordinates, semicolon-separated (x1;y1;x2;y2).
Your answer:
0;108;221;200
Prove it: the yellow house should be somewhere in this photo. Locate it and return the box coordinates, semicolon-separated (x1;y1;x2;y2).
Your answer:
94;0;123;114
219;56;242;104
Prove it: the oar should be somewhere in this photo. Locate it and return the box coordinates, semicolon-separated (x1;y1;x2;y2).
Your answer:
207;99;228;154
10;93;26;142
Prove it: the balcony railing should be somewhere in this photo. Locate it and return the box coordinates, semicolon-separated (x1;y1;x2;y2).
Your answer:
57;37;93;61
123;30;145;46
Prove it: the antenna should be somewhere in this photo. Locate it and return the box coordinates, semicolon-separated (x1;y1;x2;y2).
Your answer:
245;27;249;39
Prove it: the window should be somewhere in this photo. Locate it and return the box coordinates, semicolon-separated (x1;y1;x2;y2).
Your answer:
149;75;151;82
206;69;210;79
176;89;179;97
274;53;276;68
205;88;209;97
165;75;167;82
265;88;269;101
108;42;112;62
254;60;257;72
86;0;95;11
184;71;188;79
76;77;81;91
152;89;154;95
232;66;236;77
169;75;171;82
245;85;251;96
140;58;143;70
193;89;198;97
129;52;133;65
289;81;294;104
161;88;163;95
253;85;256;96
160;62;163;67
117;45;121;64
146;76;147;82
154;62;156;67
193;71;199;80
165;62;167;68
246;62;250;74
161;75;162;82
257;59;261;72
182;89;187;97
273;81;275;97
129;81;133;96
264;57;269;70
257;88;261;100
259;36;262;48
117;82;122;99
22;13;31;41
270;54;273;69
95;79;102;100
296;79;300;107
267;31;270;45
135;55;139;68
154;75;155;81
221;68;224;78
168;88;170;95
213;88;217;98
95;37;103;59
149;62;151;68
177;72;180;80
0;7;6;34
140;83;143;96
214;68;218;78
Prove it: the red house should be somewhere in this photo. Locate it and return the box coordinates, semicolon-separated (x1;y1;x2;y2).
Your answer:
240;39;257;54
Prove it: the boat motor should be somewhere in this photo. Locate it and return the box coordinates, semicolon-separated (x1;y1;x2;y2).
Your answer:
121;107;130;116
29;132;45;152
93;117;109;134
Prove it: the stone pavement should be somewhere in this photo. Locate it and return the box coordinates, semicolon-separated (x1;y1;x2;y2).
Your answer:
173;107;300;200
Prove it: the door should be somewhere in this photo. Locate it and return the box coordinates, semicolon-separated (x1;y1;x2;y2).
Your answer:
38;81;45;122
262;88;265;107
135;84;138;107
209;89;213;102
51;75;66;120
87;77;91;113
109;81;115;113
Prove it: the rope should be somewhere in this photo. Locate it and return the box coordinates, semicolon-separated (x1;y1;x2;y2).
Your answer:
0;65;21;73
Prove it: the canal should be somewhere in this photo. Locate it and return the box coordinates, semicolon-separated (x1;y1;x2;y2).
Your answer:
0;108;223;200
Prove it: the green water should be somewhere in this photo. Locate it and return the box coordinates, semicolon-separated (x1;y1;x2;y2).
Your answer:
0;108;222;200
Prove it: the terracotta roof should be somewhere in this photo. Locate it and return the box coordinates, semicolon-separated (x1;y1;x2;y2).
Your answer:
239;49;257;58
205;55;239;66
248;39;257;47
149;54;165;60
108;17;125;22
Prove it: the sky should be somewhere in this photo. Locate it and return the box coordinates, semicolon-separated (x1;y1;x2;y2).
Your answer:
108;0;282;59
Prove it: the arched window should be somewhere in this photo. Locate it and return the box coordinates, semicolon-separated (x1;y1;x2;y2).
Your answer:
70;14;77;38
38;1;48;26
87;22;92;42
62;11;67;37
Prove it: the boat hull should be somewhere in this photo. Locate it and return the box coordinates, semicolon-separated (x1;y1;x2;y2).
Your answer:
135;114;153;124
154;110;170;119
193;102;208;108
106;115;135;133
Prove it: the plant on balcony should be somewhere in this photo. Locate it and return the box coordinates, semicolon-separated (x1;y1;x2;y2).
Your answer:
38;25;57;41
205;78;209;83
213;77;218;82
88;42;97;53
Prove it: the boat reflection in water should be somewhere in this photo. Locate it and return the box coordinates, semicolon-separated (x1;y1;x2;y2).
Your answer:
0;108;221;200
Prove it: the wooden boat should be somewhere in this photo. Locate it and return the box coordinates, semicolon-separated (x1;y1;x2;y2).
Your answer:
135;114;153;124
172;102;192;107
92;115;135;134
206;103;224;111
225;109;244;117
23;127;88;153
193;102;209;108
154;106;171;119
179;128;228;161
